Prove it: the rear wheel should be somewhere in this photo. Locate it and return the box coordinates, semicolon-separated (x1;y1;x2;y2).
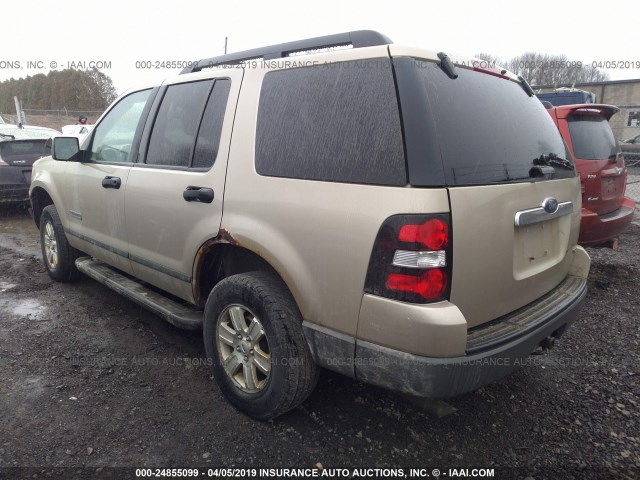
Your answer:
40;205;81;282
203;271;319;420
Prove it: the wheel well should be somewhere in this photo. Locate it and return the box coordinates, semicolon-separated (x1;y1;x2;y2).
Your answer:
194;244;282;307
30;187;54;229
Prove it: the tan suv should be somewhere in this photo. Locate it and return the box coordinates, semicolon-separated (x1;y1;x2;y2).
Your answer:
30;31;590;420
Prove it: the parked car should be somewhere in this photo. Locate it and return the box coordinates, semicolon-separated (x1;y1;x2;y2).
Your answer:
620;133;640;165
62;124;94;143
544;103;635;248
0;124;60;204
536;87;596;106
30;31;590;420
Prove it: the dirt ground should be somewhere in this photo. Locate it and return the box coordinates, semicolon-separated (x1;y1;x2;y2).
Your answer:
0;205;638;479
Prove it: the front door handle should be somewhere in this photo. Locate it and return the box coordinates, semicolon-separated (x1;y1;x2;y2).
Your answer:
102;176;121;189
183;186;214;203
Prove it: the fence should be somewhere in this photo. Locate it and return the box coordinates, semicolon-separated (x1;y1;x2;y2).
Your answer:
22;108;104;118
3;105;640;203
1;109;104;131
627;167;640;203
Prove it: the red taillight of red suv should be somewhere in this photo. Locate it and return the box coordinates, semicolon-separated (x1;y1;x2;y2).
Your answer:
364;214;451;303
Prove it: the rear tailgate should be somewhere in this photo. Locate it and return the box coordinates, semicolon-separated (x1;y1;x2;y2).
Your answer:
448;179;580;328
563;106;625;216
392;51;582;329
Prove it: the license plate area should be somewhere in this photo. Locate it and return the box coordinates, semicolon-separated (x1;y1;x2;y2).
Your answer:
513;216;570;280
601;177;621;200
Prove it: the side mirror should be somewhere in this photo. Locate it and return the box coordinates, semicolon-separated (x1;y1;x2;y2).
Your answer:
52;136;81;161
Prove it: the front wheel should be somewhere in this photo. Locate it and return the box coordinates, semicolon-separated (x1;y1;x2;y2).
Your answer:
203;271;319;420
39;205;81;282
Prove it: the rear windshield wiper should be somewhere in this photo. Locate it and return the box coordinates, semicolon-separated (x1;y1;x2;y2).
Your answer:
608;152;622;163
437;52;458;79
0;132;15;140
533;153;575;171
518;75;535;97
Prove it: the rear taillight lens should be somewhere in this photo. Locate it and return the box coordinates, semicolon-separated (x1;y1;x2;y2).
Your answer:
398;218;448;249
364;214;451;303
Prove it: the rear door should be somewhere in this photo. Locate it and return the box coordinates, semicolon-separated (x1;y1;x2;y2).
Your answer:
124;69;242;303
401;58;581;328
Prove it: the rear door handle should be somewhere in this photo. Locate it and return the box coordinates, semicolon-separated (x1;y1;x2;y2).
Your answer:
183;186;214;203
102;176;121;189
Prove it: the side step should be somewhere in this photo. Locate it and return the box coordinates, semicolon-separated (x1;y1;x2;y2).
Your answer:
75;257;203;330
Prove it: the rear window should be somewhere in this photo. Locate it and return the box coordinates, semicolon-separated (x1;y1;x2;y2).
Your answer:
568;115;617;160
413;61;574;186
255;58;406;186
0;140;49;163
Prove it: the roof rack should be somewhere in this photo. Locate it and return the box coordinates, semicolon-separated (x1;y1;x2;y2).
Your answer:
181;30;392;74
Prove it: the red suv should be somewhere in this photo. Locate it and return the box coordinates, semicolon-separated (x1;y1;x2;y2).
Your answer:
544;103;635;248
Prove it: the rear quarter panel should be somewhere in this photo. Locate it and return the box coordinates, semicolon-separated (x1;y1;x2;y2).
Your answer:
223;52;450;337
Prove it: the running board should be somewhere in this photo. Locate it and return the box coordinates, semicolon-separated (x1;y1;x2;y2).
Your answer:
75;257;203;330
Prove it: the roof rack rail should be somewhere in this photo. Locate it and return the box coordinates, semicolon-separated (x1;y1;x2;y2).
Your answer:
181;30;392;74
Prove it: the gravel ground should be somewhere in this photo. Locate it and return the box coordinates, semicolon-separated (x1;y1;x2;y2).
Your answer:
0;206;638;480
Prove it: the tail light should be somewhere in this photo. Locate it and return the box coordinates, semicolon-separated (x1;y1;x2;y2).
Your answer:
364;214;451;303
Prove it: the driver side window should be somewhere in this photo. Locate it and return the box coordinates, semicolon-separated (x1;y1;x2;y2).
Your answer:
90;89;151;163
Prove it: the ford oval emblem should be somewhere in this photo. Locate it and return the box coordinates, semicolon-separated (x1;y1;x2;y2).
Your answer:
542;197;559;213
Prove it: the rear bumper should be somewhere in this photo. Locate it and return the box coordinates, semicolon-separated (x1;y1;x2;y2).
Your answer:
355;275;587;397
0;184;30;203
579;198;636;247
304;274;588;398
0;167;31;203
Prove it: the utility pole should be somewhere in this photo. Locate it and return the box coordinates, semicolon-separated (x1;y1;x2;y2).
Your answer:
14;96;26;126
224;37;228;55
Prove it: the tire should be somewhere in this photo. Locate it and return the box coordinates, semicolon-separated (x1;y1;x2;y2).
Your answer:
39;205;81;282
203;271;319;420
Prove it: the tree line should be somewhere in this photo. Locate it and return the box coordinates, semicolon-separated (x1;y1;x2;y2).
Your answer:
475;52;609;86
0;68;118;113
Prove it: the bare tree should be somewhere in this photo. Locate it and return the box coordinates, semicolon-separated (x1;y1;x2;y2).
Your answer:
475;51;609;86
474;52;506;68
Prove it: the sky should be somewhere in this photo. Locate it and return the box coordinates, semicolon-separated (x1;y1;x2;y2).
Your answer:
2;0;638;96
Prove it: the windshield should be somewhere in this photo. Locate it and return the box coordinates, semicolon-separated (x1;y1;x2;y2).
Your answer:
568;115;618;160
412;61;575;186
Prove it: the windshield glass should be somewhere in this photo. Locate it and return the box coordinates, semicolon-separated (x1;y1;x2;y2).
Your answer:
414;61;575;186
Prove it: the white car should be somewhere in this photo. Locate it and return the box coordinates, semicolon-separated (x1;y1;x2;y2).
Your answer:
62;124;94;143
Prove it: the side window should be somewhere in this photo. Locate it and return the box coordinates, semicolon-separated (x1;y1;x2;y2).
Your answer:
90;89;151;163
255;59;406;186
192;79;231;169
145;79;230;169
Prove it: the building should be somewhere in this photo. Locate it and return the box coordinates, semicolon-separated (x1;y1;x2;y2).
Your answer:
534;79;640;141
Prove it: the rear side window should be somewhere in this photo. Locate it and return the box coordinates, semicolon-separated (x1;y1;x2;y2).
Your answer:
192;79;230;169
568;115;617;160
411;61;574;186
255;59;406;186
147;80;213;167
145;79;230;169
